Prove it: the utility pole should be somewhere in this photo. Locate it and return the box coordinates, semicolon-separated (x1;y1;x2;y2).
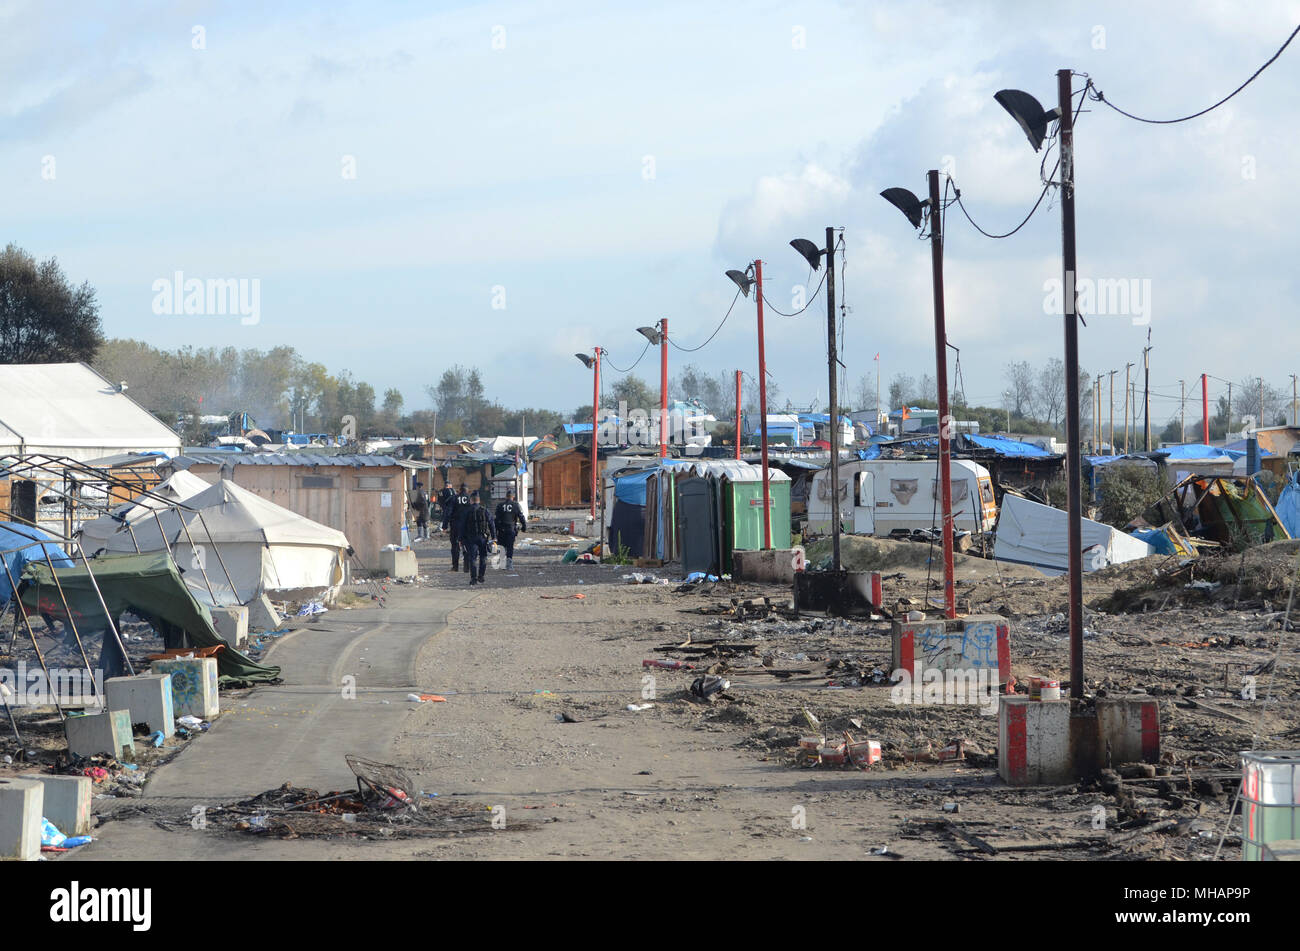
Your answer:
734;370;742;460
1201;374;1209;443
875;354;881;432
1227;382;1233;442
824;226;842;573
1123;362;1133;453
926;171;956;619
1179;380;1185;444
1055;68;1085;702
1108;369;1117;455
1259;377;1265;432
1095;374;1102;452
589;349;601;520
755;261;772;550
1292;374;1297;427
659;318;668;459
1142;329;1152;451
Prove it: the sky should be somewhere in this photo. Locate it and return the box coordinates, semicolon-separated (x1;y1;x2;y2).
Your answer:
4;0;1299;429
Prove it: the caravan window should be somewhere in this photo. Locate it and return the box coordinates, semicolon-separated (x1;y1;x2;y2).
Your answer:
931;479;970;503
980;480;995;505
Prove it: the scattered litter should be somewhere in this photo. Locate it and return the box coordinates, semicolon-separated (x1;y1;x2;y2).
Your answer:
627;702;654;711
643;659;694;671
406;693;448;703
296;601;327;617
690;675;730;700
540;594;586;600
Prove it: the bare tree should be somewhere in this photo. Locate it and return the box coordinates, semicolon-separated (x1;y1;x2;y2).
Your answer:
1001;360;1035;419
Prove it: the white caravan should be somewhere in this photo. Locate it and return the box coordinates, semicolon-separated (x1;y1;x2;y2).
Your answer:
805;458;998;536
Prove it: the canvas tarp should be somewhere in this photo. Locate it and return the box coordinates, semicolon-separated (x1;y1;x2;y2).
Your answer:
0;521;73;608
994;493;1154;575
77;478;349;605
20;551;280;683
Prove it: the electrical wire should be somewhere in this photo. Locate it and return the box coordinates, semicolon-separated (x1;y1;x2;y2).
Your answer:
952;82;1087;239
1089;24;1300;124
762;262;829;317
601;340;651;374
667;287;742;353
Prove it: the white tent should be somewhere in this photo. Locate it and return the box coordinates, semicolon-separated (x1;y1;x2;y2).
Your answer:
77;477;349;605
0;363;182;462
993;493;1154;576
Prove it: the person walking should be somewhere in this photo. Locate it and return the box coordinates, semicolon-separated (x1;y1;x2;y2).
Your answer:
448;483;472;572
411;481;430;541
438;484;455;532
465;490;493;585
493;489;527;569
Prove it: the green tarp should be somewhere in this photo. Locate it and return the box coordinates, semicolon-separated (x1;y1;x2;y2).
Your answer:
20;551;280;684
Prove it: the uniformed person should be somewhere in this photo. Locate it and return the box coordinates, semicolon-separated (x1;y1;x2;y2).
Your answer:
448;483;472;571
493;490;527;569
411;481;430;540
464;490;493;585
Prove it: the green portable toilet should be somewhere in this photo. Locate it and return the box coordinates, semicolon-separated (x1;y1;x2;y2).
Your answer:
721;473;791;572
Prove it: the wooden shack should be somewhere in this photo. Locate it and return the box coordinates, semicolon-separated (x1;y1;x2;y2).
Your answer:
531;445;592;509
162;452;404;568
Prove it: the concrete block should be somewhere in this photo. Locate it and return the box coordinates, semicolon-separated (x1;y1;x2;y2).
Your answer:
379;548;418;579
18;774;91;836
999;697;1072;785
210;604;248;647
64;710;134;762
245;593;282;633
151;657;219;719
1095;696;1161;766
893;614;1011;684
0;778;43;861
105;674;175;738
734;548;803;584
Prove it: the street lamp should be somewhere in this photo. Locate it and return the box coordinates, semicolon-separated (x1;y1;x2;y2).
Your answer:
636;320;669;459
575;349;601;520
726;264;772;549
790;229;843;573
996;70;1085;700
881;174;957;620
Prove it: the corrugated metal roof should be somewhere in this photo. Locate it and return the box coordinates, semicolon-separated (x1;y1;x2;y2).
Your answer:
175;452;401;468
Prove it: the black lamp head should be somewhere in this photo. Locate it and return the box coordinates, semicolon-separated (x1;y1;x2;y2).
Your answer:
880;187;927;229
636;326;662;345
789;238;823;270
575;353;594;369
994;89;1061;153
725;268;755;297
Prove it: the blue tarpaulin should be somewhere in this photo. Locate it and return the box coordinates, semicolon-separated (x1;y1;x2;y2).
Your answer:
0;522;73;608
1277;474;1300;538
1159;443;1231;460
962;434;1054;457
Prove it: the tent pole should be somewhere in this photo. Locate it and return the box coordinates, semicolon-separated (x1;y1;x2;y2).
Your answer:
193;511;242;604
69;541;134;677
38;544;103;705
176;517;221;605
1;559;67;720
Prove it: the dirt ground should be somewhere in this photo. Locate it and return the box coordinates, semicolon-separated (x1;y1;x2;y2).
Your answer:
5;523;1296;860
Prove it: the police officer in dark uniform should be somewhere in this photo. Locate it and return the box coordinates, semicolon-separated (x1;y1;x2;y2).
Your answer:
464;490;493;585
493;490;527;569
438;484;455;532
411;480;430;540
448;483;472;572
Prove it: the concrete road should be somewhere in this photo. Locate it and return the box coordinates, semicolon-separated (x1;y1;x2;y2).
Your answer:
69;569;477;860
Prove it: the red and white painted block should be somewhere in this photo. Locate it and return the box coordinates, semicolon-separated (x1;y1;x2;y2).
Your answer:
892;615;1011;685
1096;697;1161;765
998;697;1073;785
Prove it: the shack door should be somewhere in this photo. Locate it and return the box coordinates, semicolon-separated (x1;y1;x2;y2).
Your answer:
678;479;719;576
853;471;874;534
